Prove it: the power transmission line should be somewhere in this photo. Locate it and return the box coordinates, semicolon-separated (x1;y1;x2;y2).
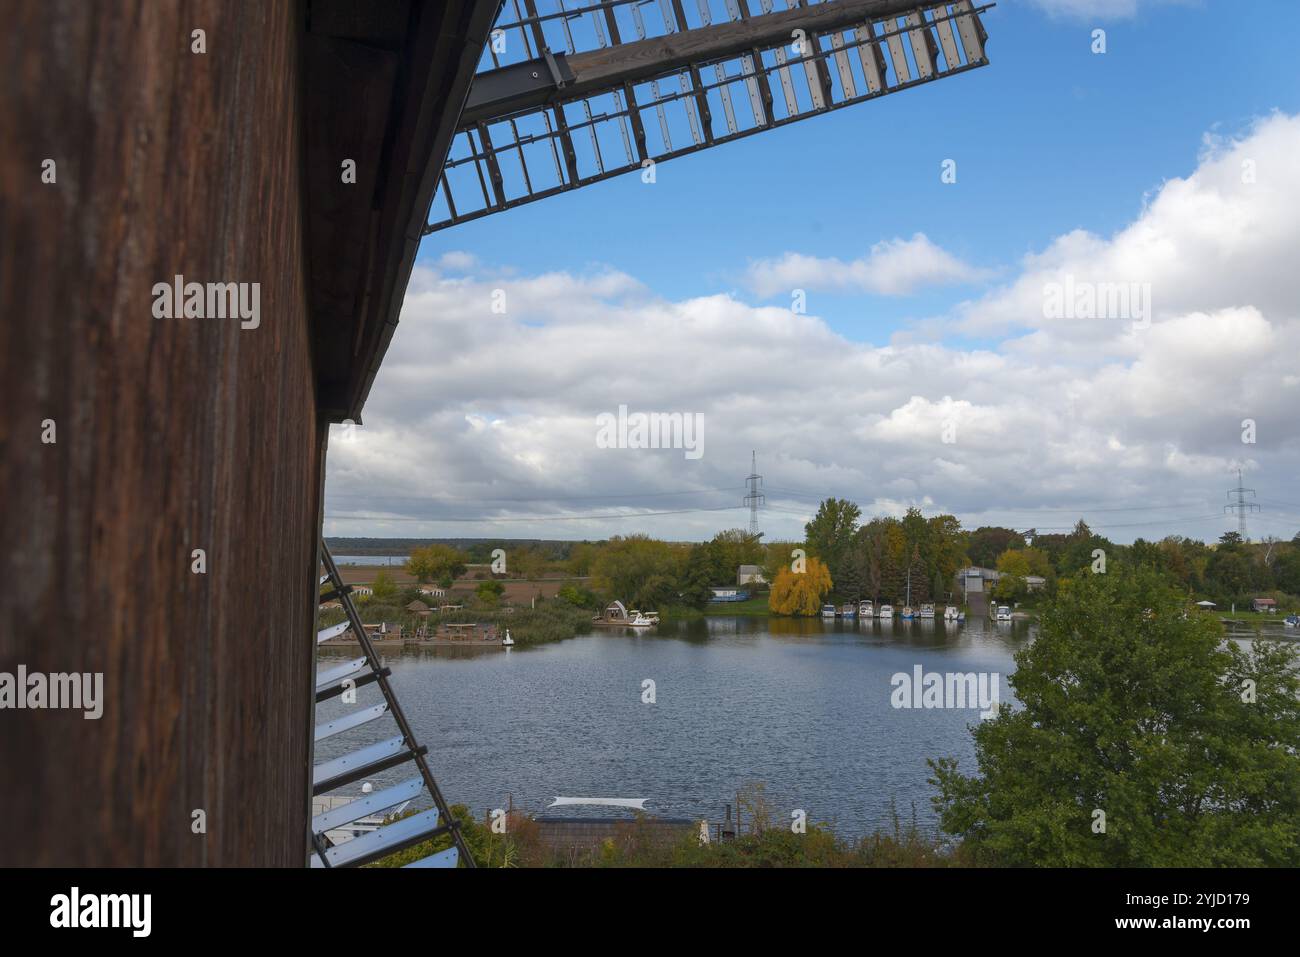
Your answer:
743;451;764;537
326;504;746;524
764;485;1210;513
326;485;744;505
1224;468;1260;540
765;503;1231;532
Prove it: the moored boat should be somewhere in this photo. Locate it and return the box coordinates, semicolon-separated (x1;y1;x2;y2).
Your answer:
859;600;874;618
900;606;915;620
821;603;836;618
919;603;935;619
840;602;857;618
995;605;1012;622
878;603;893;619
943;605;959;621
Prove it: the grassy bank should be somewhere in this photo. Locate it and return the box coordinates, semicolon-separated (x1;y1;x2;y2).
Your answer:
423;601;593;646
648;597;772;620
703;596;770;616
319;598;593;647
1217;610;1296;623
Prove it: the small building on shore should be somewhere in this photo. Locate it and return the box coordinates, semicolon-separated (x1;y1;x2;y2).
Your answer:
957;567;999;593
594;600;633;624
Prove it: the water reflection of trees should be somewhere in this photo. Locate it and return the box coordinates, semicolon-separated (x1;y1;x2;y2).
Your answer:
767;617;827;637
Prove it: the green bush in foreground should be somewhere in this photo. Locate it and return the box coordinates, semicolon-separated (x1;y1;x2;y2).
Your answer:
930;566;1300;866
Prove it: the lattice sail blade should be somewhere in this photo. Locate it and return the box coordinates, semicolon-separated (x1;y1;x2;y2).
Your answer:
425;0;994;233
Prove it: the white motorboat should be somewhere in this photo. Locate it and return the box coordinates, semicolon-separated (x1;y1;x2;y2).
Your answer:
821;604;836;618
919;603;935;619
995;605;1012;622
943;605;959;621
859;600;874;618
878;603;893;619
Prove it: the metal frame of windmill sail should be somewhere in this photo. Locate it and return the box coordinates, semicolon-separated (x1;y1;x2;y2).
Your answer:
426;0;993;231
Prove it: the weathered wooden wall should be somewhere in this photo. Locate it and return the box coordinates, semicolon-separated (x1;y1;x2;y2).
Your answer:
0;1;323;865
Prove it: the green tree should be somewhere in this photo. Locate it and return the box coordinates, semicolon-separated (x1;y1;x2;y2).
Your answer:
679;543;719;608
1057;520;1112;577
1274;546;1300;596
761;541;800;587
371;570;399;603
995;547;1050;582
901;508;932;570
510;546;547;580
566;542;599;576
837;546;868;602
1206;533;1252;604
476;579;505;605
903;543;930;603
406;544;467;584
556;583;598;608
991;573;1026;603
930;567;1300;865
804;498;861;586
967;526;1026;569
853;517;903;602
635;574;678;610
926;513;968;600
709;528;765;579
589;534;680;602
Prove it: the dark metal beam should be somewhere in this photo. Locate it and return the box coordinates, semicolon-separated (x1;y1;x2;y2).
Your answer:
459;0;927;129
461;54;576;125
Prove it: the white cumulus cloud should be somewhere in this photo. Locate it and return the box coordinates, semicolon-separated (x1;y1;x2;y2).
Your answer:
745;234;989;298
325;114;1300;544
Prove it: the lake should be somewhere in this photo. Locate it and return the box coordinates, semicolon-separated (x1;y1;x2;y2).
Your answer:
316;615;1036;838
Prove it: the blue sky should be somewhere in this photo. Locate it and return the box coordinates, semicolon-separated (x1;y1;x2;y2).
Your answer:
416;0;1300;344
326;1;1300;545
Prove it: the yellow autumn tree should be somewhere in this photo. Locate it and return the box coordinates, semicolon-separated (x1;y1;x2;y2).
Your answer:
768;557;833;616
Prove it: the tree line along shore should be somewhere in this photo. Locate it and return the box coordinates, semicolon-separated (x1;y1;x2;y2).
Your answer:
325;501;1300;638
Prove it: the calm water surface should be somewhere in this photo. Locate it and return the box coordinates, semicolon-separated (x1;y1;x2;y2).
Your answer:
317;616;1036;836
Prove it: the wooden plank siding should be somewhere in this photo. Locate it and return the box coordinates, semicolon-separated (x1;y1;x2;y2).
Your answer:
0;0;496;866
0;1;323;866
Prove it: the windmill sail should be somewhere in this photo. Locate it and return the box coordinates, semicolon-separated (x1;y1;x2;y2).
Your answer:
426;0;993;232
